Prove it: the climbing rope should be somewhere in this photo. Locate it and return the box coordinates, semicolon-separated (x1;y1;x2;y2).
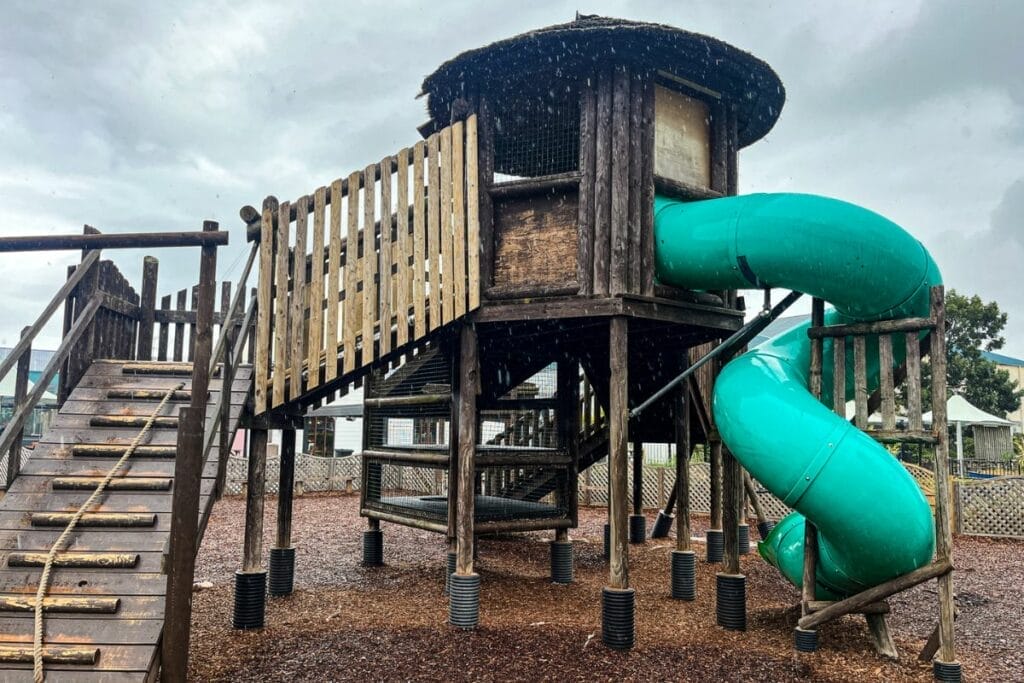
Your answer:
33;382;185;683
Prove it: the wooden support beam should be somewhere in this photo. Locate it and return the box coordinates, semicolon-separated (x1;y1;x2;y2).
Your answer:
608;316;629;589
163;220;218;681
928;286;957;666
136;256;158;361
675;376;691;551
709;437;723;531
557;359;580;528
631;437;643;516
241;428;269;572
721;445;742;575
277;428;296;549
6;327;30;487
798;560;951;630
455;324;478;576
803;298;825;616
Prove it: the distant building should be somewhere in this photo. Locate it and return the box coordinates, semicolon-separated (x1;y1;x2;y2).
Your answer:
0;348;59;394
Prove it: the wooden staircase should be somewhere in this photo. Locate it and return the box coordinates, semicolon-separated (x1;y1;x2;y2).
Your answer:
0;359;252;681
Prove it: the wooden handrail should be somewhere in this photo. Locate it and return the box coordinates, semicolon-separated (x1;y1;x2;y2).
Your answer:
208;241;258;378
0;250;100;383
0;231;228;252
203;295;257;461
0;296;101;459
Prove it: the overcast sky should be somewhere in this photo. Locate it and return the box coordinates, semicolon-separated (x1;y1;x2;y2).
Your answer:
1;1;1022;357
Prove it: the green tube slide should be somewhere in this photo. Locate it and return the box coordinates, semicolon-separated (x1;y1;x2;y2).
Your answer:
653;193;941;598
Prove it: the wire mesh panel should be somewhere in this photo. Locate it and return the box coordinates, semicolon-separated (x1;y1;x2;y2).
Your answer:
362;458;450;524
493;94;580;179
476;462;570;521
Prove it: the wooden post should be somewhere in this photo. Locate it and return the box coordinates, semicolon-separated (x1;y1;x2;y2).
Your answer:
162;220;218;682
722;448;742;575
929;287;958;669
709;437;723;531
277;429;296;548
455;324;478;575
631;437;643;516
242;429;269;573
136;256;158;361
557;359;580;527
216;322;235;499
803;298;825;617
675;380;691;551
608;316;629;589
6;327;31;487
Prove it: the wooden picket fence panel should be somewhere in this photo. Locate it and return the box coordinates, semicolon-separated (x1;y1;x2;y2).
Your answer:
255;117;480;413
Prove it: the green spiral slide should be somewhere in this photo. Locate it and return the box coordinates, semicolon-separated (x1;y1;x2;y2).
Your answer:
653;193;941;598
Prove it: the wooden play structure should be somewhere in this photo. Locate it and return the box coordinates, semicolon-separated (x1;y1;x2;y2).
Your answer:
0;15;961;683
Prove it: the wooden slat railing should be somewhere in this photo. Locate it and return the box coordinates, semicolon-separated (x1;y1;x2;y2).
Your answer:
255;116;481;414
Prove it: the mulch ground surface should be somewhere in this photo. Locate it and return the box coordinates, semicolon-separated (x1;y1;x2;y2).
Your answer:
189;493;1021;681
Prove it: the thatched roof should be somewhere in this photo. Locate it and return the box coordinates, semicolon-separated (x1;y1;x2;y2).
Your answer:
420;15;785;148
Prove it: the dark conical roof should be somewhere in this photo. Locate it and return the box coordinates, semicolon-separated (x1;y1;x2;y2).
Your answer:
420;15;785;148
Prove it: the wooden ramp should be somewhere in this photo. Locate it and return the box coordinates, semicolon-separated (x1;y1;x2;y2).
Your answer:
0;359;252;681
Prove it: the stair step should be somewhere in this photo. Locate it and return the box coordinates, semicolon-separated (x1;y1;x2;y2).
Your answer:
120;362;193;376
8;552;139;569
72;444;176;458
106;388;192;401
52;476;172;491
31;513;156;528
0;595;120;614
0;645;99;665
89;415;179;429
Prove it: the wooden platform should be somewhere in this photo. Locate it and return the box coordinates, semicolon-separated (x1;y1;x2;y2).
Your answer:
0;360;253;680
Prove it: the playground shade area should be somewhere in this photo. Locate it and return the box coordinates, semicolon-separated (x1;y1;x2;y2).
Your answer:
189;494;1022;682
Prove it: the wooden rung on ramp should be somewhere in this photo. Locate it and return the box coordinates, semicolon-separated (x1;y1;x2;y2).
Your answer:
106;389;191;401
0;645;99;665
89;416;179;429
0;595;120;614
7;552;140;569
31;513;157;528
52;477;172;491
120;362;194;376
71;444;176;458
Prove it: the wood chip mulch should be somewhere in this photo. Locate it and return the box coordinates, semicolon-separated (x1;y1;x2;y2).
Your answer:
189;493;1021;681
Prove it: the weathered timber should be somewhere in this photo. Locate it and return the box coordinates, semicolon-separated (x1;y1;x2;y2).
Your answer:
675;376;691;551
0;231;227;252
0;646;98;665
455;324;478;575
577;83;597;295
89;416;178;429
51;477;172;492
31;513;156;528
7;552;139;569
609;66;630;296
608;316;629;588
807;317;935;338
0;596;120;614
106;389;191;401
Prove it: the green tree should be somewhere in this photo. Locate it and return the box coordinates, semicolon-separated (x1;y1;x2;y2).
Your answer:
941;290;1023;416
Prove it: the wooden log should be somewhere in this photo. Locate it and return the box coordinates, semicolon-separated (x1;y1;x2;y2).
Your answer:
0;230;227;251
676;377;691;551
361;509;448;534
805;599;889;615
853;335;868;428
879;333;896;430
465;116;481;311
395;148;411;346
475;96;495;296
577;82;597;296
163;219;218;681
928;287;957;665
322;182;339;383
173;289;187;363
608;316;629;588
31;512;156;528
593;69;613;296
362;450;450;465
51;477;171;491
709;437;723;530
0;645;98;665
272;201;291;406
639;76;656;297
216;321;235;498
627;70;642;294
188;285;198;362
255;198;276;414
89;415;178;429
362;164;378;362
905;331;923;431
343;170;362;375
742;472;769;529
722;445;742;575
455;324;478;575
241;429;268;572
121;361;197;375
362;394;451;407
136;256;158;361
803;298;826;615
832;336;846;415
807;316;935;338
277;429;295;548
631;438;643;516
7;552;139;569
6;327;30;487
158;294;171;361
379;157;394;355
866;612;900;659
412;143;427;339
427;133;442;330
72;444;176;458
0;595;119;614
609;66;630;296
798;560;951;630
289;196;309;396
452;120;467;319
